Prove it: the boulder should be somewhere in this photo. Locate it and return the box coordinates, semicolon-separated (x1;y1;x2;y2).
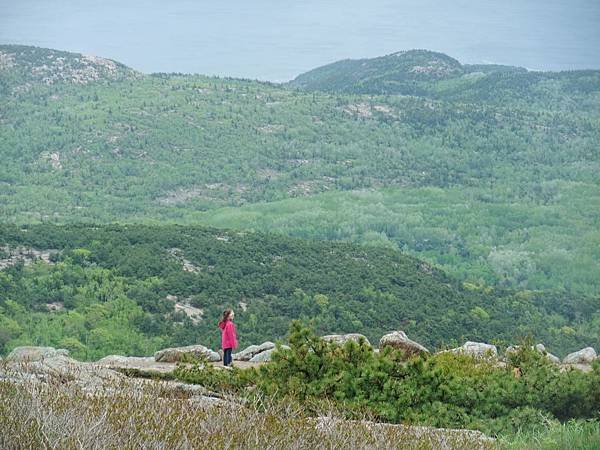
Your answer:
534;343;546;353
6;346;69;362
248;345;290;363
379;331;428;356
534;344;561;364
322;333;371;347
154;345;220;363
563;347;597;365
233;342;275;361
450;341;497;358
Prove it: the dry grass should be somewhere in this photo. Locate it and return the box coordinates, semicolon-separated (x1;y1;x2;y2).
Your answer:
0;376;494;450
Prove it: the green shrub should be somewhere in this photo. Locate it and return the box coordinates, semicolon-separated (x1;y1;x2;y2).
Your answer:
219;322;600;436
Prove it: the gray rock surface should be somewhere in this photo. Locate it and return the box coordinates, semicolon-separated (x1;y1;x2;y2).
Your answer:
1;351;231;406
3;347;124;392
379;331;429;356
449;341;497;358
94;355;182;375
563;347;597;365
322;333;371;347
534;344;561;364
154;345;220;363
6;346;69;362
97;355;155;366
248;345;290;363
312;417;495;448
233;342;275;361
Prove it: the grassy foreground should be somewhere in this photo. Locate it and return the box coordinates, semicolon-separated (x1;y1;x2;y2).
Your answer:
0;378;493;450
499;420;600;450
2;373;598;449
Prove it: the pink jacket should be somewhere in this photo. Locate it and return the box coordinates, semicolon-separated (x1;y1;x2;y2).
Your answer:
218;320;238;350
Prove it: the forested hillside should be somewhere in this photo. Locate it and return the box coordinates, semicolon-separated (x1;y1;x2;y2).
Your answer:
289;50;466;95
290;49;600;112
0;44;138;92
1;44;599;295
0;224;598;361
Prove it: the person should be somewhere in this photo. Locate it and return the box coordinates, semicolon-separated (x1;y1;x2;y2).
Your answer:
218;309;238;366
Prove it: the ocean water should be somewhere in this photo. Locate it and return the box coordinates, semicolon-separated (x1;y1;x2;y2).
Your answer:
0;0;599;81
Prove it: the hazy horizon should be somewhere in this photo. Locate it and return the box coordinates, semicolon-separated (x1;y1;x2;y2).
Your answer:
1;0;599;81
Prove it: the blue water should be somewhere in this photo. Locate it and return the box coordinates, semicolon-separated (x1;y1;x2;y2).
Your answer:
1;0;599;81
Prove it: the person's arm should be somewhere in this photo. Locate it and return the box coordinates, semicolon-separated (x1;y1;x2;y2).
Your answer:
231;322;238;349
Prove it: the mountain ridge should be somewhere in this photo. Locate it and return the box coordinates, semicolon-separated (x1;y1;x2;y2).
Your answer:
288;48;600;109
1;44;599;296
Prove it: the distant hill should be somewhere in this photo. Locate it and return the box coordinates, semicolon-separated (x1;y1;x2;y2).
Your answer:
0;44;138;94
289;50;465;95
289;49;525;95
289;49;600;111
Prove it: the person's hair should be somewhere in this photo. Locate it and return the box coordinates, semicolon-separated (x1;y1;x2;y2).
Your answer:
218;308;233;326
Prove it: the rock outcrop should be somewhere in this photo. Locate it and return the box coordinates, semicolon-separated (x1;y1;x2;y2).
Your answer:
248;345;290;363
154;345;221;363
448;342;497;358
322;333;371;346
312;417;495;448
2;346;124;391
6;346;69;362
563;347;597;365
1;346;230;410
534;344;561;364
0;246;58;270
95;355;189;375
379;331;429;356
233;342;276;361
97;355;155;366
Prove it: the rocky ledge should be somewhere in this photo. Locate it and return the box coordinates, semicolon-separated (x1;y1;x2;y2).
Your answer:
0;346;229;408
2;332;597;383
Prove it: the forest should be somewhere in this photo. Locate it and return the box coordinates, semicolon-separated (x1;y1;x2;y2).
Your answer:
0;45;599;360
0;45;599;297
0;223;598;361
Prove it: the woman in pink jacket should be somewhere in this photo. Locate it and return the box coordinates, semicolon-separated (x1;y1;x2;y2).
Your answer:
218;309;238;366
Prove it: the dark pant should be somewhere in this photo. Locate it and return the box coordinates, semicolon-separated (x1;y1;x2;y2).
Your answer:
223;348;233;366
